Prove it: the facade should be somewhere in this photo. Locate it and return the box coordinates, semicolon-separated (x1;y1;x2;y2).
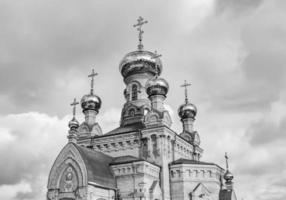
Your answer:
47;17;237;200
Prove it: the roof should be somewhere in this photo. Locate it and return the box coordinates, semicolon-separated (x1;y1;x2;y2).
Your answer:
170;158;223;169
74;144;116;188
110;155;144;165
219;189;236;200
103;123;145;136
110;155;161;168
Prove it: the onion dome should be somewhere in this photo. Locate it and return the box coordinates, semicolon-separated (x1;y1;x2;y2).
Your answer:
81;93;101;113
119;50;162;79
224;170;234;182
68;117;79;130
145;76;169;97
178;102;197;119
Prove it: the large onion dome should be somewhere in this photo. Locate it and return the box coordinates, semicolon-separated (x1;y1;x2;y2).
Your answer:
119;50;162;79
145;76;169;97
81;93;102;113
68;117;79;130
178;102;197;120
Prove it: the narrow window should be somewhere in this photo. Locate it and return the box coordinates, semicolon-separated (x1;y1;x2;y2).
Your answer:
131;84;138;100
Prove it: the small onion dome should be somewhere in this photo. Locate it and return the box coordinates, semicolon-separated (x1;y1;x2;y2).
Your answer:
119;50;162;78
224;170;234;182
145;77;169;97
178;102;197;119
81;93;102;113
68;117;79;130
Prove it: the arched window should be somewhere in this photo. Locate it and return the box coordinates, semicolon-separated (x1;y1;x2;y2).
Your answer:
131;84;138;100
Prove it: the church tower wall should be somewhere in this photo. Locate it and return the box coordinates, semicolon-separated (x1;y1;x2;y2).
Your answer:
170;163;224;200
92;132;141;158
110;161;161;200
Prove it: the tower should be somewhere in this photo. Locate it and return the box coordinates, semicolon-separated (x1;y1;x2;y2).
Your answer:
77;69;103;147
178;80;201;160
219;153;237;200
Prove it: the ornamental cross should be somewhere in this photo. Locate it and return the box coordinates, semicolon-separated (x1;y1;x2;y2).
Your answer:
133;16;148;50
88;69;98;95
181;80;191;103
225;152;229;170
70;98;79;117
152;50;162;77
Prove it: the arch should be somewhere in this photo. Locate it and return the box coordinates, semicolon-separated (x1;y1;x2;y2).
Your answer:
129;108;136;116
48;144;88;189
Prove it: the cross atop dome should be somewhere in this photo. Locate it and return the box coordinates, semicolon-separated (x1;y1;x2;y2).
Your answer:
88;69;98;95
225;152;229;170
181;80;191;104
224;152;234;184
133;16;148;50
68;97;79;131
70;98;79;118
152;50;162;77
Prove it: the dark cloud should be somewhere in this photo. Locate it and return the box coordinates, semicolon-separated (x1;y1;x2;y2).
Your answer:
246;116;286;146
0;113;66;186
215;0;263;15
195;0;286;113
0;0;188;117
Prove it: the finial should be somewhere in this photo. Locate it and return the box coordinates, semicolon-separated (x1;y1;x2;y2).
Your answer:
133;16;148;50
224;152;234;185
180;80;191;104
152;50;162;77
70;98;79;118
88;69;98;95
225;152;229;170
69;98;79;133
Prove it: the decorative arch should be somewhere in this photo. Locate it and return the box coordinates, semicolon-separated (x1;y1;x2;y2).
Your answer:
47;144;88;200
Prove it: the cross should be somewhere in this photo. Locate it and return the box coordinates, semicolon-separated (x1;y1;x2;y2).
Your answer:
88;69;98;95
70;98;79;117
180;80;191;103
225;152;229;170
152;50;162;77
133;16;148;50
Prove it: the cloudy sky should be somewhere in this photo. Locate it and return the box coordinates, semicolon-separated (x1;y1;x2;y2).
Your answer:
0;0;286;199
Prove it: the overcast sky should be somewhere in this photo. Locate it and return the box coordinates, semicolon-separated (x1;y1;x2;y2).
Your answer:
0;0;286;200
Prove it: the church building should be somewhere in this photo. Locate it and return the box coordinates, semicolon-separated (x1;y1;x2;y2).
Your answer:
47;17;237;200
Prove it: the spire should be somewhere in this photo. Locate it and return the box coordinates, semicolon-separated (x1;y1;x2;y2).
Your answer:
88;69;98;95
68;98;79;143
133;16;148;51
81;69;102;126
152;50;162;78
180;80;191;104
223;152;234;187
71;98;79;119
225;152;229;171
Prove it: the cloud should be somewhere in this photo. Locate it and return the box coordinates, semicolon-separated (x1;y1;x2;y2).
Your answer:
215;0;263;15
246;117;286;146
0;112;67;200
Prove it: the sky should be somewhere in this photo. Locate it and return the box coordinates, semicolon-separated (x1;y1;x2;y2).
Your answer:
0;0;285;199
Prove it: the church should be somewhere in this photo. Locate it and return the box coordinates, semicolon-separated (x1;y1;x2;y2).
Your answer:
47;17;237;200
